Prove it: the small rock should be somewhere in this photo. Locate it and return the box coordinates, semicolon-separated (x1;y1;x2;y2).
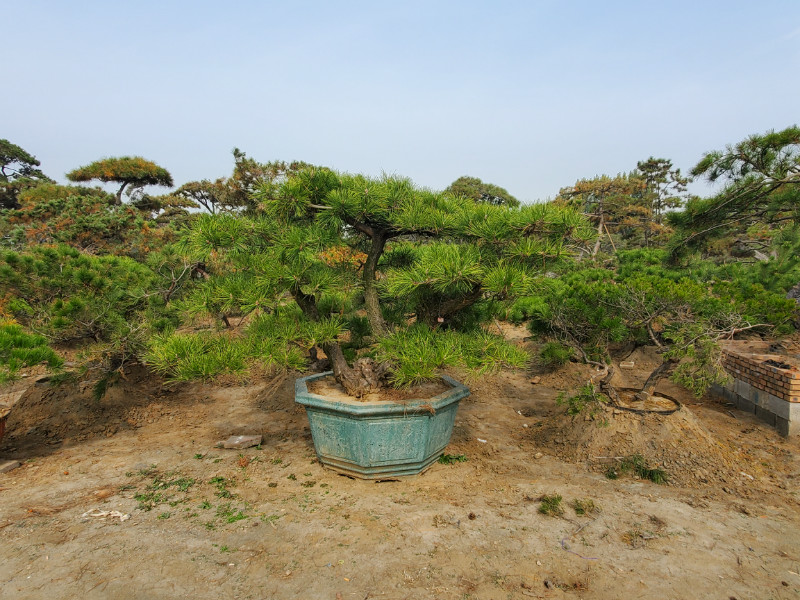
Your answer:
0;460;21;473
220;435;262;450
530;376;541;384
620;361;635;369
534;452;544;459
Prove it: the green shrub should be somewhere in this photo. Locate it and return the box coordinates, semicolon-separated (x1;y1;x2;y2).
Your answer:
538;494;564;516
0;323;62;382
556;383;608;417
538;341;572;367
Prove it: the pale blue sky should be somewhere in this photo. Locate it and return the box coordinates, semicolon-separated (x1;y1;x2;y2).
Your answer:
4;1;799;202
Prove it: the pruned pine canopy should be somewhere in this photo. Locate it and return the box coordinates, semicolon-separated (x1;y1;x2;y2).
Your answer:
177;168;592;392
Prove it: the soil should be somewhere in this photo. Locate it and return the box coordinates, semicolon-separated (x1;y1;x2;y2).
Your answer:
1;344;799;600
308;377;452;404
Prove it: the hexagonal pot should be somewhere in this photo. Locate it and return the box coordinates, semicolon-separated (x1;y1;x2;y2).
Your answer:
295;371;469;479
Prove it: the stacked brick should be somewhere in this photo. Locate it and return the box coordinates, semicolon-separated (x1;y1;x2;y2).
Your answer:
720;349;800;403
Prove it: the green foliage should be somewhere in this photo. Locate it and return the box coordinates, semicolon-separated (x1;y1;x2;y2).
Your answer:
438;453;468;464
605;454;668;484
0;245;185;386
526;247;796;398
66;156;173;204
376;324;529;387
344;315;372;348
0;323;62;382
444;175;520;207
556;383;608;417
538;494;564;516
0;184;150;253
133;472;196;511
171;168;589;392
572;498;599;516
538;341;573;368
527;269;628;358
209;476;236;499
670;126;800;260
0;139;53;209
144;310;311;381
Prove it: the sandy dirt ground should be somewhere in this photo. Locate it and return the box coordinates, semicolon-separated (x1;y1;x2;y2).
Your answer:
1;349;800;600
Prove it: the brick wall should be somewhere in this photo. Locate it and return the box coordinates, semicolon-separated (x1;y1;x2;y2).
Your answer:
721;349;800;403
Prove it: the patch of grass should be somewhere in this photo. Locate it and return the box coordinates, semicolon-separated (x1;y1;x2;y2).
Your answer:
538;494;564;517
157;512;171;520
216;502;248;523
208;476;236;498
134;490;169;511
260;514;282;524
0;323;63;382
133;472;196;511
572;498;599;516
438;453;468;465
605;454;668;484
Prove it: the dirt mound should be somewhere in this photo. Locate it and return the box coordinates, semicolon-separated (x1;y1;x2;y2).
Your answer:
530;401;756;488
2;365;175;454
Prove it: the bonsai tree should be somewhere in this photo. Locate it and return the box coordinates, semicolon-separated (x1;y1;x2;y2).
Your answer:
66;156;173;205
160;168;592;395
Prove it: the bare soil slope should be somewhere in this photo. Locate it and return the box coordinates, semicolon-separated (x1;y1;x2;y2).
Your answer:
1;354;799;600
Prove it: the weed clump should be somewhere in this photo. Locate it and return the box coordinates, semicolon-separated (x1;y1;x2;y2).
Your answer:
538;494;564;516
438;453;468;465
572;498;599;516
605;454;668;484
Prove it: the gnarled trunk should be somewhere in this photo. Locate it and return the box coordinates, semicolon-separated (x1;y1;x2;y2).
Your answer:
292;282;389;397
635;358;679;402
323;343;390;397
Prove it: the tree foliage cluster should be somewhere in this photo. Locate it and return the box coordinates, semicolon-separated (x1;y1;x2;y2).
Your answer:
556;157;689;255
169;169;591;393
0;126;797;406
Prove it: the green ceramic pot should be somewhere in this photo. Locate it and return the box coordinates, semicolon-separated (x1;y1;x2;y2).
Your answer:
295;371;469;479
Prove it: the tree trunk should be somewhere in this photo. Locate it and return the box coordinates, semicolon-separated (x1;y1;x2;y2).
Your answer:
591;212;604;259
291;283;388;397
115;182;128;205
635;359;679;401
363;232;388;337
322;342;389;397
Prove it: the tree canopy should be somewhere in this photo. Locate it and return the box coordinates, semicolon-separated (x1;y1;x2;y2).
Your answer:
171;168;591;394
445;176;520;207
66;156;173;205
0;139;53;209
669;126;800;260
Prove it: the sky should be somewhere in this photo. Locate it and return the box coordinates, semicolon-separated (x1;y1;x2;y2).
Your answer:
4;0;800;203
